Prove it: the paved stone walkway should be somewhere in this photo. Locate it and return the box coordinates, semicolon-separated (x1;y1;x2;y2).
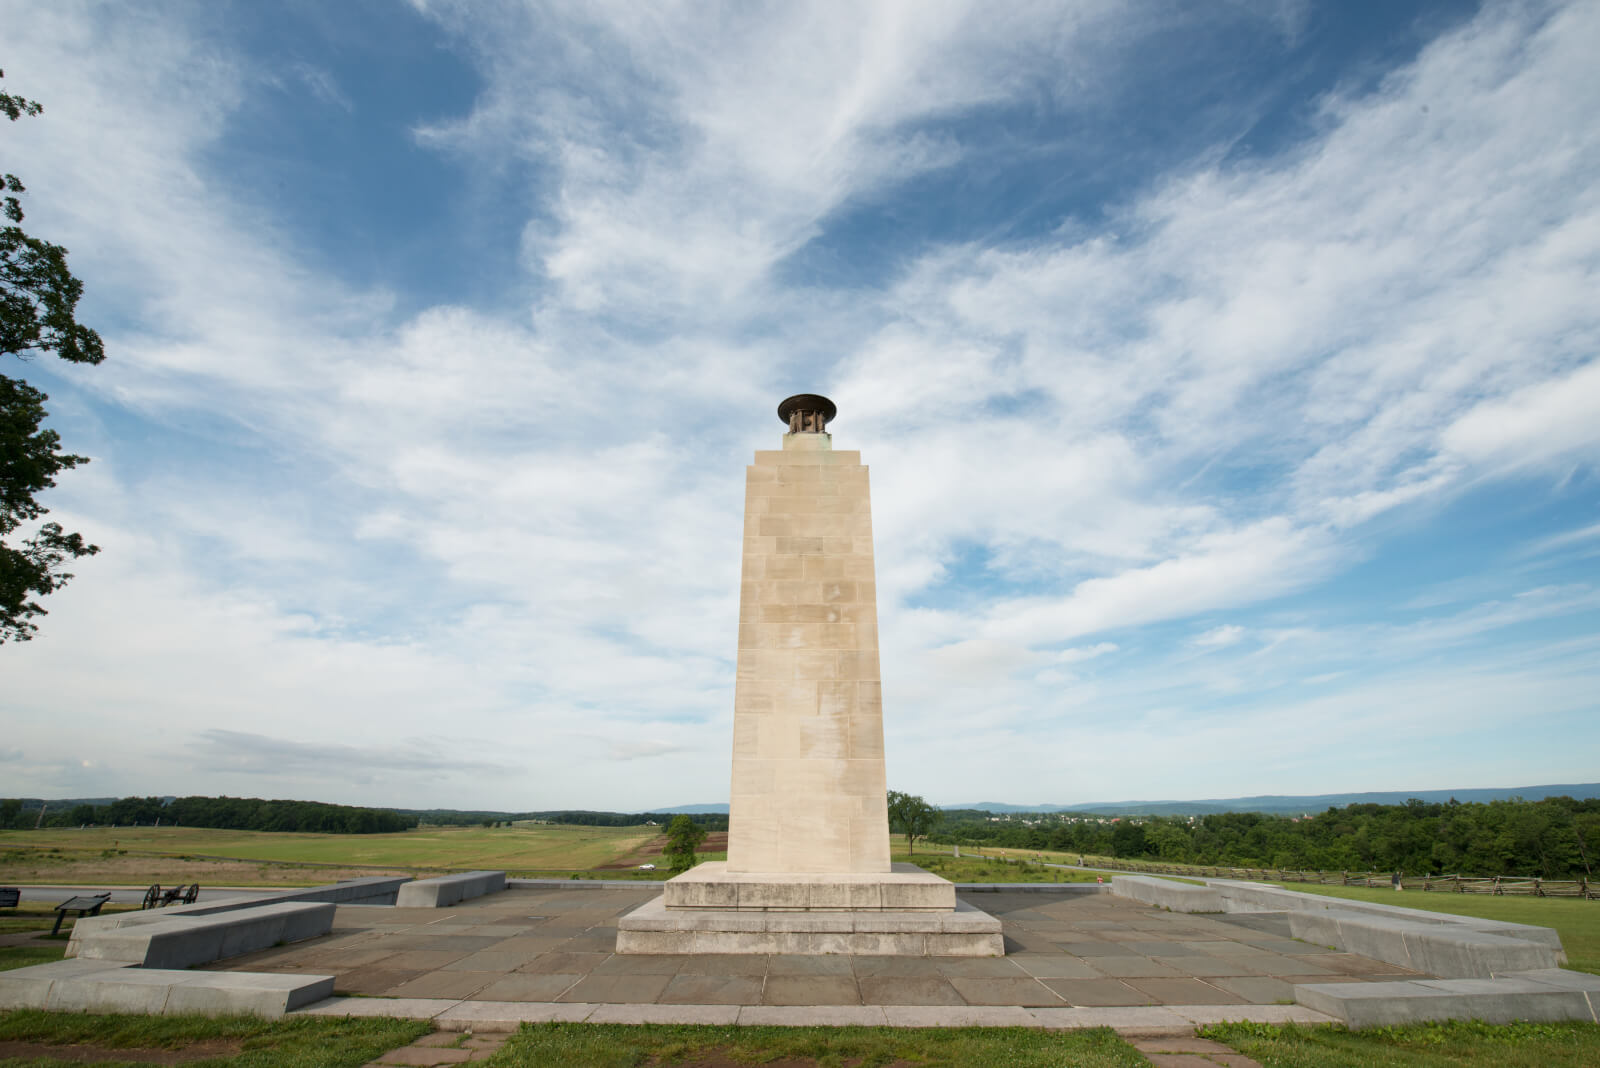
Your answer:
1129;1035;1263;1067
364;1030;509;1066
209;886;1428;1010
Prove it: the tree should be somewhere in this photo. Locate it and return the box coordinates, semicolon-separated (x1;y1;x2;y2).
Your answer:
887;790;941;856
663;814;707;871
2;69;104;643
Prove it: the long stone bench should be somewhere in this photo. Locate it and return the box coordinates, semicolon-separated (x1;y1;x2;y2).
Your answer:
1110;875;1224;912
145;876;411;919
1108;875;1566;984
1207;880;1565;954
67;901;334;969
395;870;506;907
1286;907;1560;977
1295;969;1600;1027
0;959;332;1017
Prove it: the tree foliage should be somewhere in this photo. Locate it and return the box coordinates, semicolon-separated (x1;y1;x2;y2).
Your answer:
663;813;708;871
2;794;417;834
2;68;104;643
927;796;1600;879
887;790;942;856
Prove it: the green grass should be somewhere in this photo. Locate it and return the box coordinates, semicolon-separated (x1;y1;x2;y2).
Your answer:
0;1009;429;1066
1270;882;1600;975
486;1022;1145;1067
0;944;64;972
0;823;659;885
1200;1019;1600;1067
896;852;1102;883
0;902;139;937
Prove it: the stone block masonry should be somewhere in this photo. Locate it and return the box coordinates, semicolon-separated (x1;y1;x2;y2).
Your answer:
619;395;1002;954
729;430;890;875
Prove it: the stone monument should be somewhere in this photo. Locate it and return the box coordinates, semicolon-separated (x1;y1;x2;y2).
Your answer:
616;395;1003;955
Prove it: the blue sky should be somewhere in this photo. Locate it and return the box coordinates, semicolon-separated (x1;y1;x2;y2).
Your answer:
4;0;1597;812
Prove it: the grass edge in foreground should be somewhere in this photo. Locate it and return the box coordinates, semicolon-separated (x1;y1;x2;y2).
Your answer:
0;1008;429;1066
1200;1018;1600;1067
486;1021;1148;1067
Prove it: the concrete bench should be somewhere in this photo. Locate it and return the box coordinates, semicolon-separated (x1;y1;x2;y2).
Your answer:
1295;969;1600;1027
1208;880;1566;955
136;876;412;920
0;958;332;1017
66;901;334;970
1287;907;1560;977
396;870;506;908
1110;875;1224;912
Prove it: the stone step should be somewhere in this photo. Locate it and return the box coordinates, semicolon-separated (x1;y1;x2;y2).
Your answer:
616;895;1003;956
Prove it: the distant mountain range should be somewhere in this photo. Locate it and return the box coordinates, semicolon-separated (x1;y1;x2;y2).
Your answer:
941;783;1600;817
22;785;1596;824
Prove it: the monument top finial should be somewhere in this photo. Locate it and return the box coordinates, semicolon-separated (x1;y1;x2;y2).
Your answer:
777;393;837;434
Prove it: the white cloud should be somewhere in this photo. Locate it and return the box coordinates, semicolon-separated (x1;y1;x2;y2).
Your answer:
1192;625;1245;649
3;1;1597;808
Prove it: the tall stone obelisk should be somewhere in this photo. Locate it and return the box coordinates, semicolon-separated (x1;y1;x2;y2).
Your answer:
616;395;1002;955
727;393;890;873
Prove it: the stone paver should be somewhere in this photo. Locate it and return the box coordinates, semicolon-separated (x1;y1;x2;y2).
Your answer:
948;977;1065;1007
659;973;764;1004
1125;978;1248;1005
365;1029;509;1066
856;976;964;1005
188;885;1441;1024
762;975;861;1005
1130;1034;1264;1068
558;973;673;1004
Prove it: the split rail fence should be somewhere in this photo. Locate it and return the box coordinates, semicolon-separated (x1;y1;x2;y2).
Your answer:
1065;857;1597;899
951;847;1597;900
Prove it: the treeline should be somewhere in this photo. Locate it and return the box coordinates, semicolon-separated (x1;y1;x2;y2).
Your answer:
930;796;1600;879
0;796;416;834
532;810;729;831
390;808;732;831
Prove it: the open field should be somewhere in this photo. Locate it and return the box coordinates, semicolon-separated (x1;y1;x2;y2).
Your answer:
0;824;660;886
1273;881;1600;975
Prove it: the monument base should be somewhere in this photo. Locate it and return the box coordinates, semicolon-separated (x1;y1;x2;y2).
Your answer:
617;862;1004;956
616;896;1004;956
663;862;955;912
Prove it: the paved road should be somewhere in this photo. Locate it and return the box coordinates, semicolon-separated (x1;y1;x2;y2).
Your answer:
8;885;286;906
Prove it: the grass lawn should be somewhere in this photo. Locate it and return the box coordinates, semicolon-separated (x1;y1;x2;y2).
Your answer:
1201;1019;1600;1068
0;1009;428;1066
0;824;658;887
486;1022;1145;1067
0;902;139;938
1270;882;1600;975
0;944;64;972
894;851;1102;883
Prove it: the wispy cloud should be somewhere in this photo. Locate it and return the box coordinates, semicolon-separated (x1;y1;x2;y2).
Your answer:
2;0;1595;808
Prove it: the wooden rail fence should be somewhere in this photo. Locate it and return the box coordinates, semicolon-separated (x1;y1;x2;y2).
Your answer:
1056;856;1597;899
